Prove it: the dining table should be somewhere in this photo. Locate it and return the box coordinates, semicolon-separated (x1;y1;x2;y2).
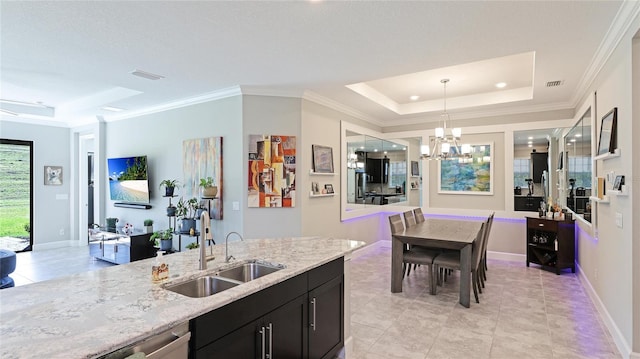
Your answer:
391;217;483;308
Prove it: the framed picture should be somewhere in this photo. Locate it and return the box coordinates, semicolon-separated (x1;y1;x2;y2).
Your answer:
438;143;493;195
312;144;334;173
324;183;334;194
597;107;617;156
612;175;624;191
411;161;419;176
44;165;63;185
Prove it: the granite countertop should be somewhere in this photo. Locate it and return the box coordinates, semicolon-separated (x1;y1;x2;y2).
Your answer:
0;236;364;359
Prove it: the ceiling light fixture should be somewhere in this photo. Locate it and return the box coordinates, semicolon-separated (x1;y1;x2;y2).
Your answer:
421;79;468;160
130;69;165;81
410;95;420;101
495;82;507;88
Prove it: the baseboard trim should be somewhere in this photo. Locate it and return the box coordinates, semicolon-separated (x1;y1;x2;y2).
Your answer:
576;262;631;358
33;240;78;250
487;250;525;262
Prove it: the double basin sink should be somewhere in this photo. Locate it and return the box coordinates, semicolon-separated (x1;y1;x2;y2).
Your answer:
164;260;284;298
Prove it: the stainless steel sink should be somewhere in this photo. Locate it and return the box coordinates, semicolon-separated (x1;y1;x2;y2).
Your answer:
216;261;284;282
164;276;239;298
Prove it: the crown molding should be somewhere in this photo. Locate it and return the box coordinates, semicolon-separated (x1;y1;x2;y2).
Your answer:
105;86;243;122
571;0;640;108
239;85;304;98
301;90;386;127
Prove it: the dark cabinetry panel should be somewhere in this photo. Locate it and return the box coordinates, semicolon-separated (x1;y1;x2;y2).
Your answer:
526;217;575;274
366;158;389;183
531;152;548;183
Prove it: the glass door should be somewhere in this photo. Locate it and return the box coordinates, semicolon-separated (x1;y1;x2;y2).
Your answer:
0;139;33;252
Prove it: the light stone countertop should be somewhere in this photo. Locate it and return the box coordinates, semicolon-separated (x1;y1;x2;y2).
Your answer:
0;236;364;359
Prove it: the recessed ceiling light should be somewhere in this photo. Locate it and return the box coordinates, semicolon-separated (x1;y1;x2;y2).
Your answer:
130;69;165;81
374;149;378;152
575;134;582;137
527;136;533;140
567;143;572;146
528;144;532;148
410;95;420;101
495;82;507;88
527;141;533;144
101;106;126;112
570;139;577;142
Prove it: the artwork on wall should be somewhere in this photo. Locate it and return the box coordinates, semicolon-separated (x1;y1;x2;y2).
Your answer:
183;137;223;219
597;107;617;156
411;161;420;176
248;135;296;208
312;144;334;173
44;165;63;185
438;143;493;195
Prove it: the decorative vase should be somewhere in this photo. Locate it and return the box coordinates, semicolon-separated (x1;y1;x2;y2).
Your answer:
202;186;218;198
145;225;153;234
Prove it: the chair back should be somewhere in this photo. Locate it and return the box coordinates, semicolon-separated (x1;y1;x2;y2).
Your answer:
472;222;487;270
413;208;425;223
403;211;416;227
479;212;494;259
388;214;404;234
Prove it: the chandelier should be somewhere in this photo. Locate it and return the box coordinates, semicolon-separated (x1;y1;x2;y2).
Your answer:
421;79;471;160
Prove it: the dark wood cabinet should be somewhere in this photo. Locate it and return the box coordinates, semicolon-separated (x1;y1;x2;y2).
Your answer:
366;157;389;183
526;217;575;274
531;152;548;183
191;258;344;359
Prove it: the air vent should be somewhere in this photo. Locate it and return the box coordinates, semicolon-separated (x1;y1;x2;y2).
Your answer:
130;69;165;81
546;80;563;87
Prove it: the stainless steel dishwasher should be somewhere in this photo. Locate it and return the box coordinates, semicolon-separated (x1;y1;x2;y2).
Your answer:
101;322;190;359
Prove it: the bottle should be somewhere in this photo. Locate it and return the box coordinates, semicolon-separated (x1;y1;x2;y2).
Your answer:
152;250;169;283
554;237;558;251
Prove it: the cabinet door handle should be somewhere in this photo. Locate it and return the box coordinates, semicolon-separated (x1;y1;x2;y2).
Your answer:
259;326;266;359
266;323;273;359
99;241;103;250
310;297;317;331
114;244;118;253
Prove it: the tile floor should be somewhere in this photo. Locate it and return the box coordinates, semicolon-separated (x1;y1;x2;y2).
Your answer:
7;244;621;358
349;245;621;359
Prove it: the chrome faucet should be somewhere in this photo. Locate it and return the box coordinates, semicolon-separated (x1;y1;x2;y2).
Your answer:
225;231;243;263
199;210;215;270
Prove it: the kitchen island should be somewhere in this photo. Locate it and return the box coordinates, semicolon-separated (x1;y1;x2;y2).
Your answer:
0;236;364;358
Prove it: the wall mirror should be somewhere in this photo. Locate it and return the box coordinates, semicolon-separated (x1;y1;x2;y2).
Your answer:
342;123;409;220
564;108;592;222
512;128;564;212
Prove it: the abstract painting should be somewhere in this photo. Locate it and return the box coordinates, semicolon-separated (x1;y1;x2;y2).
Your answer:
438;143;493;195
183;137;223;219
248;135;296;207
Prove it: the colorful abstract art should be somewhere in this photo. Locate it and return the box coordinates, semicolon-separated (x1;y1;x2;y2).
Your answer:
248;135;296;208
183;137;223;219
438;143;493;195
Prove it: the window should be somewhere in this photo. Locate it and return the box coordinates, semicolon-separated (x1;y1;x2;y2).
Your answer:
513;158;530;187
388;161;406;189
568;156;591;188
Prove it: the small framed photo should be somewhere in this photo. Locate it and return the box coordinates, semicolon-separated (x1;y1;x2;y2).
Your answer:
312;144;334;173
411;161;419;176
324;183;334;194
311;181;320;194
44;165;63;185
612;175;624;191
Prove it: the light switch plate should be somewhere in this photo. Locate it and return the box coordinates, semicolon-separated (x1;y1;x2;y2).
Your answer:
616;212;623;228
233;201;240;211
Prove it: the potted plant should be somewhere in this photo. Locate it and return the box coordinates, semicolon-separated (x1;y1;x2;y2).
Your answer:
199;177;218;198
150;228;173;251
159;179;180;197
176;197;199;234
143;219;154;234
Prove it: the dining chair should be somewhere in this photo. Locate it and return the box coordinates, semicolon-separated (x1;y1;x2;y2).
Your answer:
413;208;425;223
402;210;430;275
388;214;439;287
432;222;487;303
478;212;495;288
403;210;416;227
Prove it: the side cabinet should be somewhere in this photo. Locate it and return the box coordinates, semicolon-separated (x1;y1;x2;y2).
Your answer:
526;216;575;274
191;257;344;359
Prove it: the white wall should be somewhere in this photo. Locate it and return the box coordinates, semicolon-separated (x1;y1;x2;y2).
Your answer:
103;96;243;249
0;121;71;248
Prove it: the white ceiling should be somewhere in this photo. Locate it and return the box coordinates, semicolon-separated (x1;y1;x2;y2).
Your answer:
0;1;635;128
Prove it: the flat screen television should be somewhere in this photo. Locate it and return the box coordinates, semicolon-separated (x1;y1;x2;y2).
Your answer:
107;156;150;203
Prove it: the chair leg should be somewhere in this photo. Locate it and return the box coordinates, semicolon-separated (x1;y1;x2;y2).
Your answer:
429;264;437;295
402;263;407;278
407;263;412;276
